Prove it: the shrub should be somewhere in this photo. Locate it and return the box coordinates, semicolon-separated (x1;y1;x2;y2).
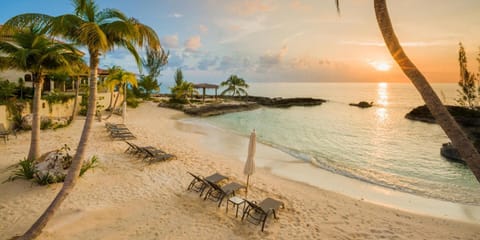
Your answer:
4;158;37;182
80;155;99;177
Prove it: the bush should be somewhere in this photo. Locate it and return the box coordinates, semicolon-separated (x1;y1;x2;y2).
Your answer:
4;158;37;182
127;97;141;108
80;155;99;177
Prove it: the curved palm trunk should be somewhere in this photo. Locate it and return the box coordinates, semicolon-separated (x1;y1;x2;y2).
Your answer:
70;76;81;122
27;75;44;160
103;90;120;120
374;0;480;182
20;52;99;239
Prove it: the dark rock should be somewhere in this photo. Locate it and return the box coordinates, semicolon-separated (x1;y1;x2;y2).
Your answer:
405;105;480;126
440;143;464;164
183;102;260;117
349;101;373;108
406;105;480;163
222;96;326;108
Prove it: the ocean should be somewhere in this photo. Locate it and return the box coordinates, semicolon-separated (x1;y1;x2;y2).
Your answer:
183;82;480;205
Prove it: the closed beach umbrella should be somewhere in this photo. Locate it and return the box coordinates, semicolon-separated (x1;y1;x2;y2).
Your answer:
244;129;256;197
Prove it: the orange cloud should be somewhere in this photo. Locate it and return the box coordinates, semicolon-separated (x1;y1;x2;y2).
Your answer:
231;0;272;16
184;36;202;52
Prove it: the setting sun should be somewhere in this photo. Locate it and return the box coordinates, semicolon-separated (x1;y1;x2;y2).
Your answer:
369;61;392;71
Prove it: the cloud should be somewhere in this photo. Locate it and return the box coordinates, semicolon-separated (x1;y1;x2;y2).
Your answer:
184;36;202;52
162;34;180;48
169;12;183;18
198;56;219;70
231;0;272;16
199;24;208;34
218;16;280;44
340;40;452;47
258;45;288;69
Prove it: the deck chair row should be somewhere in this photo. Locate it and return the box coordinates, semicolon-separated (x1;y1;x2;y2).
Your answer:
105;123;136;140
125;141;176;163
187;171;284;231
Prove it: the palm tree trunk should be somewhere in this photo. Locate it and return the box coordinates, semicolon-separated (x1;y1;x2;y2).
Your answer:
20;52;99;240
374;0;480;182
70;76;81;122
27;75;43;161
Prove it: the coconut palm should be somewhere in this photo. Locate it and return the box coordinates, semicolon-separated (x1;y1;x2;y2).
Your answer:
220;75;249;96
69;61;89;122
0;27;82;161
104;66;137;119
371;0;480;182
170;68;197;103
333;0;480;182
3;0;160;238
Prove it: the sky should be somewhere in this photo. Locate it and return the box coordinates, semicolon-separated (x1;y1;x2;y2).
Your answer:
1;0;480;85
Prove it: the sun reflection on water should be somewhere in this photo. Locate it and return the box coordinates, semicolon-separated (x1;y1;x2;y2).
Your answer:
375;82;389;122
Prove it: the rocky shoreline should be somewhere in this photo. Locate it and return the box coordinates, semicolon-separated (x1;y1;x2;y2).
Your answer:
158;95;326;117
405;105;480;163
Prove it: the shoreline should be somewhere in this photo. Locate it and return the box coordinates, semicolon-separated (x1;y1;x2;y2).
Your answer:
1;101;479;239
178;115;480;223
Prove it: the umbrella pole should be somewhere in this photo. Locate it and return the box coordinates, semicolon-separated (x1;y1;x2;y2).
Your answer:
245;174;250;198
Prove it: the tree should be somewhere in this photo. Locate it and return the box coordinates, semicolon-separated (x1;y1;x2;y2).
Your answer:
104;66;137;119
369;0;480;182
170;68;197;103
0;27;81;161
137;48;168;99
456;43;477;108
69;61;89;122
220;75;249;96
3;0;160;238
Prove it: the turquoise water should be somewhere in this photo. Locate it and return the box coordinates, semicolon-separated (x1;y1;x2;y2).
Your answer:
191;82;480;205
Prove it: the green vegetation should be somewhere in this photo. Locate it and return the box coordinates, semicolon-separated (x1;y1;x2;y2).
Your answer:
80;155;99;177
220;75;249;96
5;145;98;185
4;158;37;182
0;80;17;104
137;47;169;99
170;68;197;104
455;43;479;109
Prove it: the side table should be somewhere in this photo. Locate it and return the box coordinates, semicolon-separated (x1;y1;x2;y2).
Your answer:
226;196;245;218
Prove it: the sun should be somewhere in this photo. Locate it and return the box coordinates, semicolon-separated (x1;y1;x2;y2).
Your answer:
369;61;392;71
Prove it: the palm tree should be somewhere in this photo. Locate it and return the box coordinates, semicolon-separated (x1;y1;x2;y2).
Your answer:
220;75;249;96
0;27;81;161
104;66;137;119
69;61;89;122
170;68;197;103
370;0;480;182
3;0;160;238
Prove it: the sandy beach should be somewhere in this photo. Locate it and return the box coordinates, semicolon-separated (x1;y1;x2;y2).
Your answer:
1;101;479;240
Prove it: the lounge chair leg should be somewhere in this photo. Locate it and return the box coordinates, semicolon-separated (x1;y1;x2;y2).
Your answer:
261;216;267;232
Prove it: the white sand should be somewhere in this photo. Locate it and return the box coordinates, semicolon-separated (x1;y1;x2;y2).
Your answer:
1;101;479;240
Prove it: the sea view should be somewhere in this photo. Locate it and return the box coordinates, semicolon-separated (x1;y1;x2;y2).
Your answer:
184;82;480;205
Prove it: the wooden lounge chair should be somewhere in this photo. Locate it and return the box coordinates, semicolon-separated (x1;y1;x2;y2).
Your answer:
204;180;245;207
241;197;285;231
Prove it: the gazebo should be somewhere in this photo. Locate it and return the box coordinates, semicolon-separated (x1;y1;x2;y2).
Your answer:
193;83;219;102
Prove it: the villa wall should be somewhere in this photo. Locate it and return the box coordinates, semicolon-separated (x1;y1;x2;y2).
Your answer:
0;92;119;129
0;105;8;129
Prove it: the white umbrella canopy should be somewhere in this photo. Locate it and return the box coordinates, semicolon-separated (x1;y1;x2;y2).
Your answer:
244;129;256;197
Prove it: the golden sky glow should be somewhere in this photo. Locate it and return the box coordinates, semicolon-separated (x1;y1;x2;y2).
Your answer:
1;0;479;83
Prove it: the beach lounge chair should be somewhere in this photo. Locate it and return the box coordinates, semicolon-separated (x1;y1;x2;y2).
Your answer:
124;141;142;154
204;180;246;207
187;172;211;197
0;123;10;143
241;197;285;231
